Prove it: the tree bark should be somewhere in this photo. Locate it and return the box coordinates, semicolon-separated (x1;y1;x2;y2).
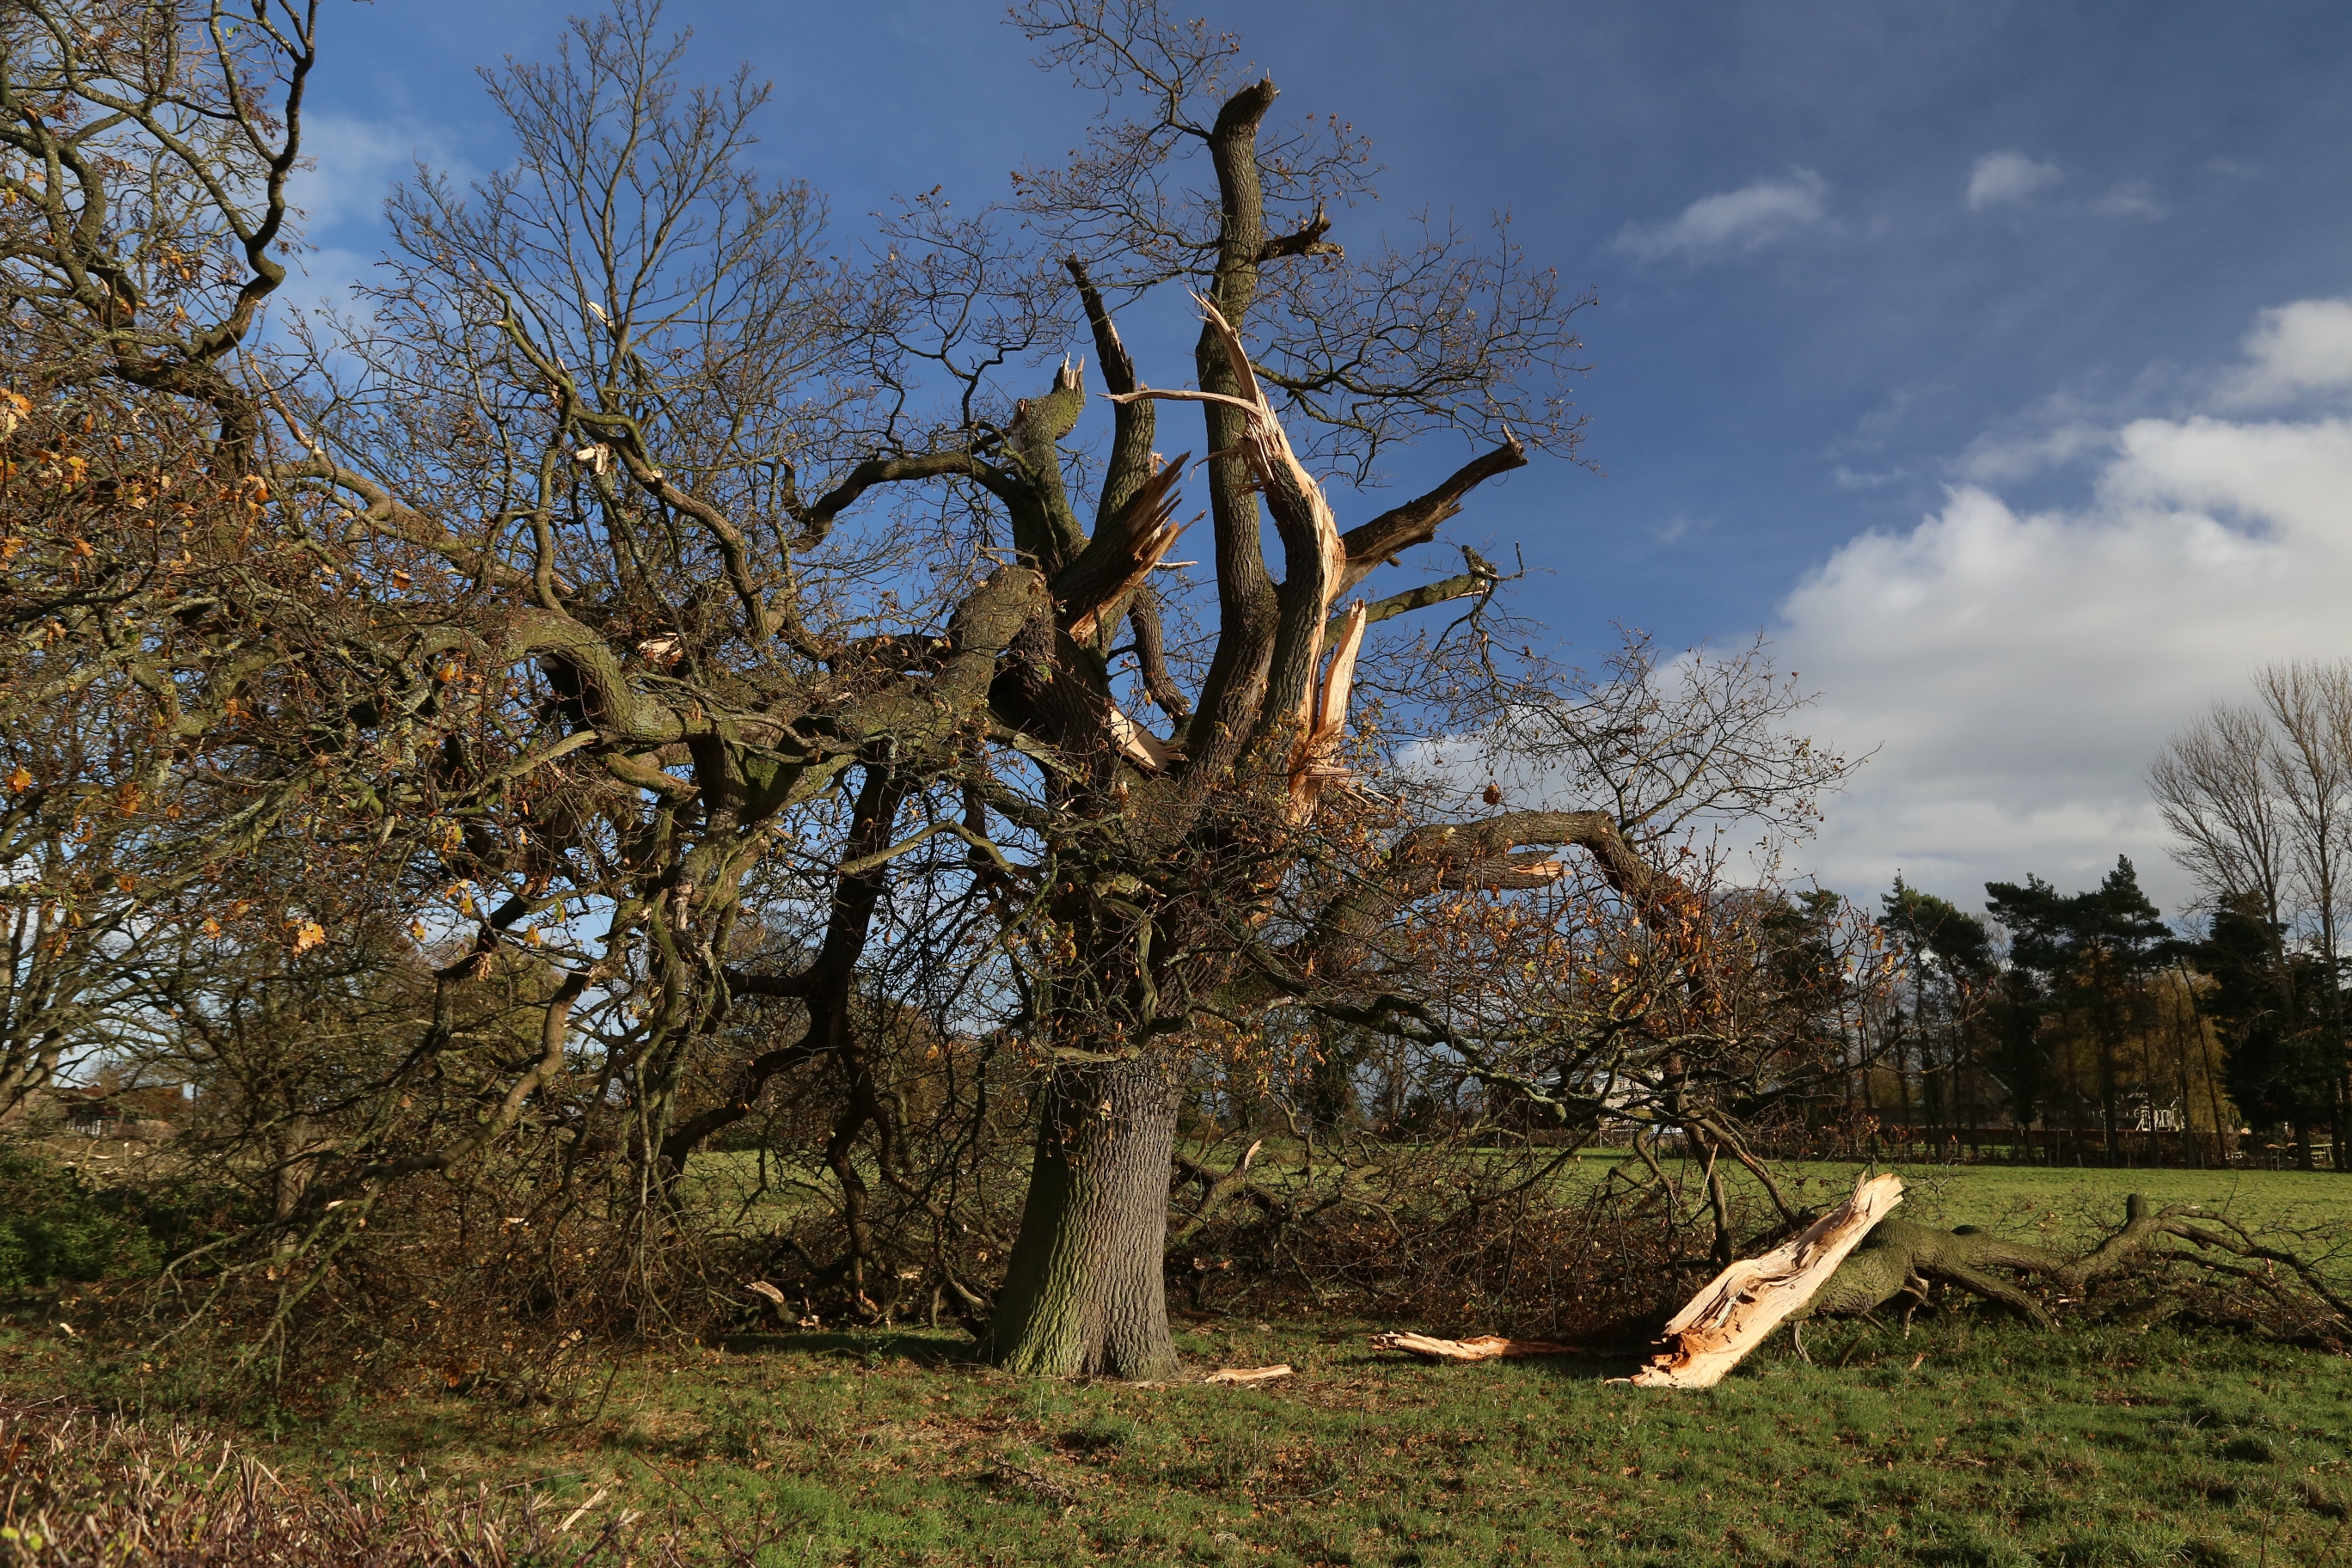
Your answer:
988;1055;1183;1379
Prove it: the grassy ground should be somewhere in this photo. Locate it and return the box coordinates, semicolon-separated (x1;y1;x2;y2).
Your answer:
8;1163;2351;1565
19;1316;2344;1566
1706;1157;2351;1234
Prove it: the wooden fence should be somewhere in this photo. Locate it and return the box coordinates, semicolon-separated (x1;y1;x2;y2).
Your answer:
1580;1124;2328;1171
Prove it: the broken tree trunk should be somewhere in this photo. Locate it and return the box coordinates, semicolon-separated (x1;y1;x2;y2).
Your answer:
1630;1172;1904;1389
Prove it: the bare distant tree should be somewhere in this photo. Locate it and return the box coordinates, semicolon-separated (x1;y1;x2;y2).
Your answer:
2153;660;2352;1162
2153;700;2288;926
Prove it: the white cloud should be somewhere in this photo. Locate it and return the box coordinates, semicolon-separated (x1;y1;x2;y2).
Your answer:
289;113;457;235
271;114;478;326
2092;181;2165;219
1832;465;1908;491
1951;419;2110;484
2216;298;2352;407
1773;300;2352;917
1966;151;2062;212
1614;168;1829;261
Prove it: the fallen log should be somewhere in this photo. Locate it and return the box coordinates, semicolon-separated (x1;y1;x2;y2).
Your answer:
1793;1216;2068;1328
1795;1192;2352;1344
1369;1332;1577;1363
1203;1364;1294;1385
1629;1171;1904;1389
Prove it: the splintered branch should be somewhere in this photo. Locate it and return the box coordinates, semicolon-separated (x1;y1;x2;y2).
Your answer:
1061;455;1191;642
1106;702;1181;771
1631;1173;1904;1389
1106;291;1346;673
1288;600;1367;818
1369;1332;1576;1363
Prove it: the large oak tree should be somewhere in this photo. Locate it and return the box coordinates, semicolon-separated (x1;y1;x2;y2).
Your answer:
4;0;1847;1380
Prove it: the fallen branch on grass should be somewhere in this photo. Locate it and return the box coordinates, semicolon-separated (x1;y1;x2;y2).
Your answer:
1203;1364;1294;1385
983;1460;1087;1510
1796;1193;2352;1349
1172;1139;1289;1244
1629;1172;1904;1389
1368;1332;1577;1363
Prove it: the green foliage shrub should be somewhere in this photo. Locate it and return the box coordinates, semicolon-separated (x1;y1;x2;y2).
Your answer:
0;1149;163;1290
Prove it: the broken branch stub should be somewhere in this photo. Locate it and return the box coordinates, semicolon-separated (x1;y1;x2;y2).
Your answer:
1630;1172;1904;1389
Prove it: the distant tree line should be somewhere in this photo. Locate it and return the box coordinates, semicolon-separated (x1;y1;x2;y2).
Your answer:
1796;655;2352;1176
1793;860;2241;1164
2149;660;2352;1169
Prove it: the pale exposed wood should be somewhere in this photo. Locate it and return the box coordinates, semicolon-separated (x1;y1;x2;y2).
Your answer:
1289;600;1368;818
556;1487;610;1534
1065;456;1190;641
1313;602;1368;744
1107;703;1180;770
1628;1172;1903;1389
1203;1363;1294;1385
1369;1332;1577;1363
1186;292;1346;701
1104;295;1366;818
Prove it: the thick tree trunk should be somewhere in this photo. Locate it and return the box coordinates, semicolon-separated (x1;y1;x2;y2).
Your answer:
988;1055;1182;1380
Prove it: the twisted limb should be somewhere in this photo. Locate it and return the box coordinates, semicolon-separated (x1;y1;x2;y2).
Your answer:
1796;1195;2218;1331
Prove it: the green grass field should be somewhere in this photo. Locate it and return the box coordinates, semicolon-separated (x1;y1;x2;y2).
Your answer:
11;1161;2352;1565
1699;1156;2352;1234
692;1143;2352;1243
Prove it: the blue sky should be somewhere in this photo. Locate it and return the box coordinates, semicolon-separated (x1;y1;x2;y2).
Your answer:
291;1;2352;918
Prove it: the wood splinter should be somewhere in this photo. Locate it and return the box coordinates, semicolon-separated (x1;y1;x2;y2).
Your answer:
1204;1364;1294;1386
1369;1332;1577;1363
